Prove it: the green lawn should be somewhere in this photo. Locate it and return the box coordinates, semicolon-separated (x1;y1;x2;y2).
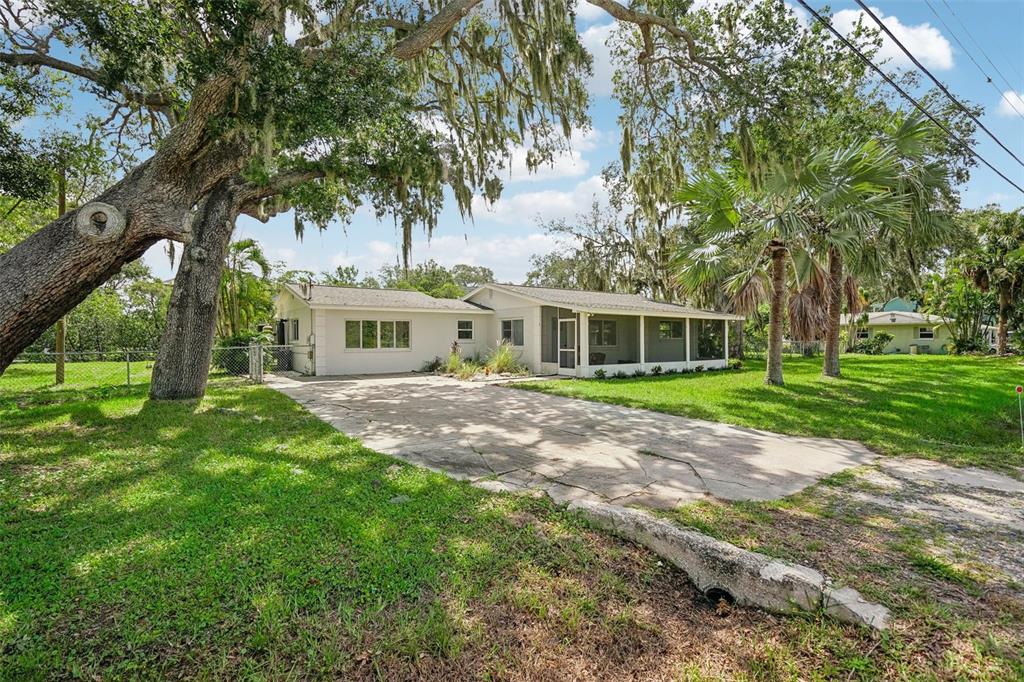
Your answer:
517;354;1024;471
0;360;155;393
2;378;1021;678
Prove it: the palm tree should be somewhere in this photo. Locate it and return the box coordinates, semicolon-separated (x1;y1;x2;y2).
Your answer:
219;238;272;338
966;209;1024;354
677;167;806;385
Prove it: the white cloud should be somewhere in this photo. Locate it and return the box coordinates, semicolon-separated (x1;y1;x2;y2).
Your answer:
470;175;608;225
418;232;562;276
997;90;1024;117
505;127;602;183
579;22;615;97
575;1;609;23
832;7;954;71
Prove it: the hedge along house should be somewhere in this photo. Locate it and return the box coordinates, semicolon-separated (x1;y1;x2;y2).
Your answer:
274;282;742;377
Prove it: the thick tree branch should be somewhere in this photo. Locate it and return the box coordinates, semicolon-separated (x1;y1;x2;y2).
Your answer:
584;0;725;77
0;51;173;108
392;0;485;61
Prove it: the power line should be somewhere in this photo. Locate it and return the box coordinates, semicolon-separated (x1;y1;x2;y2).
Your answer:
794;0;1024;195
940;0;1023;97
854;0;1024;168
922;0;1024;120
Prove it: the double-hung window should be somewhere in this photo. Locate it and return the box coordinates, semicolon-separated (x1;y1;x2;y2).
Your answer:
658;320;684;340
917;327;934;339
457;320;474;341
856;328;870;340
345;320;410;349
589;319;617;347
291;319;300;341
501;319;524;346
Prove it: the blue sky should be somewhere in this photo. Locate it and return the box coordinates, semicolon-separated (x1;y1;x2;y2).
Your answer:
146;2;1024;282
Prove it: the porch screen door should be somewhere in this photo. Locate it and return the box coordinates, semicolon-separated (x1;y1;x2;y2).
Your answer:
558;319;576;369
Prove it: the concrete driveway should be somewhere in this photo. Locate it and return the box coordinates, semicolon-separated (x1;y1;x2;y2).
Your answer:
267;373;875;509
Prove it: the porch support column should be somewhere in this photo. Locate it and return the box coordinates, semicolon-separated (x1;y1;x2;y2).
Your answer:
724;319;729;363
685;318;691;370
579;311;590;378
639;314;646;368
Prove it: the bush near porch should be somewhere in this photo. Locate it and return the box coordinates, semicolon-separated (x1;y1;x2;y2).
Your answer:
516;354;1024;472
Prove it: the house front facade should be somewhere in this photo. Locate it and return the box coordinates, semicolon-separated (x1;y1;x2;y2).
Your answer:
841;311;996;354
274;283;742;377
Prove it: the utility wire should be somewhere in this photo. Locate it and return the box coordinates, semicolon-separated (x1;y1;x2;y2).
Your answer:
922;0;1024;120
854;0;1024;168
794;0;1024;195
940;0;1024;96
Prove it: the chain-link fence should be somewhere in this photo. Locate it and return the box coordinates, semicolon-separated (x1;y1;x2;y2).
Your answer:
0;344;314;396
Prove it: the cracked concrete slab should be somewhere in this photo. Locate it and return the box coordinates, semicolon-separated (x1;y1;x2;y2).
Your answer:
267;373;875;508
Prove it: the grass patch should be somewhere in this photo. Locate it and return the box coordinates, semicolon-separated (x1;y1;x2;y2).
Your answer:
3;380;1021;678
516;354;1024;470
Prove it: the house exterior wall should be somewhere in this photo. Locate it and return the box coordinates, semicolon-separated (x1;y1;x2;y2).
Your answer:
644;317;687;362
586;314;639;365
274;289;317;373
466;288;543;373
860;324;953;354
319;309;488;375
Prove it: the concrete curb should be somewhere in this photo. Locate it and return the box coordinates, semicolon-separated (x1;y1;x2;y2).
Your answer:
568;500;890;630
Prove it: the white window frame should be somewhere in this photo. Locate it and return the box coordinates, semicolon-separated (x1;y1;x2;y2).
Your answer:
916;327;934;340
456;320;474;341
344;319;411;351
589;319;618;348
501;318;525;347
658;320;684;340
290;319;300;341
856;328;870;340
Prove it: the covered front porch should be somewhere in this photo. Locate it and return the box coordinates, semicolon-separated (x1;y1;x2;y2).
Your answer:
539;305;735;378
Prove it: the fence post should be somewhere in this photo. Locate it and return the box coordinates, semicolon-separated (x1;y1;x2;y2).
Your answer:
126;350;131;386
248;342;264;384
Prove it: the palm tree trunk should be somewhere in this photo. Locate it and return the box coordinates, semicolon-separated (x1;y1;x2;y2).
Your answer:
822;246;843;377
997;284;1009;354
766;241;786;386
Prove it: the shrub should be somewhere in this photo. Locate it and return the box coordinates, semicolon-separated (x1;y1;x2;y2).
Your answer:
851;331;894;355
443;350;464;374
613;370;629;379
728;358;743;370
421;356;444;373
485;340;527;374
455;361;481;381
632;368;647;378
695;364;705;372
651;365;663;376
665;368;679;375
593;368;607;379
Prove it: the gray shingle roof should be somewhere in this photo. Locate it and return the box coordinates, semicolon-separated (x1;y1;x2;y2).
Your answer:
283;283;489;312
484;283;742;319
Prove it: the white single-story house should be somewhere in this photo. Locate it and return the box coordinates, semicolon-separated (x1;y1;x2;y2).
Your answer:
274;282;743;377
841;311;996;354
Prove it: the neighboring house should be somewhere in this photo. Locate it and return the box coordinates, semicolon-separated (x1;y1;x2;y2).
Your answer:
841;311;996;354
274;282;742;377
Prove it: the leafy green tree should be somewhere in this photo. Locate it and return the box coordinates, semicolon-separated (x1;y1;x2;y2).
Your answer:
449;264;494;291
219;239;273;338
923;268;994;354
962;208;1024;353
0;0;725;391
319;265;361;287
378;260;463;298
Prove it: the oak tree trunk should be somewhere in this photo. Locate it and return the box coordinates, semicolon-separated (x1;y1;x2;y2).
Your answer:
149;181;238;400
0;126;245;373
822;246;843;378
765;242;787;386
